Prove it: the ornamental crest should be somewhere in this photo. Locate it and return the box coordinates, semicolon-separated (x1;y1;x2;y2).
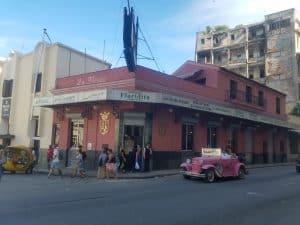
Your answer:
99;112;110;135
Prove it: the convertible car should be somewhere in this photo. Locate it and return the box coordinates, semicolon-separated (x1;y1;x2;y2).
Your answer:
180;148;247;183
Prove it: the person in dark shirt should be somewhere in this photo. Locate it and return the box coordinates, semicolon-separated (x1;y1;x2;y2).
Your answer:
118;148;127;173
143;144;152;172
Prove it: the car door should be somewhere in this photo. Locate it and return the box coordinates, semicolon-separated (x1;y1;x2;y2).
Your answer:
220;158;234;177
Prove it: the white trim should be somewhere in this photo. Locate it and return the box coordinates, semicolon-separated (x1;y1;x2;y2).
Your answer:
33;89;299;129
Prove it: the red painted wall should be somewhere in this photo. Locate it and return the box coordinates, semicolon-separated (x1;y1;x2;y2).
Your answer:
151;107;181;151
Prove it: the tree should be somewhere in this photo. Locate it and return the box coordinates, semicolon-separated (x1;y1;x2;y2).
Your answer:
290;103;300;117
214;25;229;32
201;25;229;34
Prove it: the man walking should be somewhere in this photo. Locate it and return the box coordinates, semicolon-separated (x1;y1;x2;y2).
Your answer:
48;145;63;178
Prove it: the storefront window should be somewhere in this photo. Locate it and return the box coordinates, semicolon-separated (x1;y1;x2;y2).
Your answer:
207;127;217;148
53;124;60;145
70;119;84;147
181;124;194;150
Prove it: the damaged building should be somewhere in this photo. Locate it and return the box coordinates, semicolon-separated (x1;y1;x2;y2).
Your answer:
196;8;300;112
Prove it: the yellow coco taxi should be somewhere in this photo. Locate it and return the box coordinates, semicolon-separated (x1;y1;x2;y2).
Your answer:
2;145;35;174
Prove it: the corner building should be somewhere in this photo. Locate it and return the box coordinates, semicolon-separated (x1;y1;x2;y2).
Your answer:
35;61;299;170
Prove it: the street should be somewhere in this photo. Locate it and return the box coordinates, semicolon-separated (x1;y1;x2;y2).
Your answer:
0;166;300;225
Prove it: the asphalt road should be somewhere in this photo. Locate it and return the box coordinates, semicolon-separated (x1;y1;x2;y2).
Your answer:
0;166;300;225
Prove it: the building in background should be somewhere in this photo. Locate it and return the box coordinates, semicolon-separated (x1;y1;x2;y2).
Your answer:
0;42;111;165
34;61;299;169
195;8;300;112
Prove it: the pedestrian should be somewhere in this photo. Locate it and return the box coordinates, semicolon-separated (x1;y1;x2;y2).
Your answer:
71;148;85;178
143;144;152;172
129;145;137;172
97;147;108;179
48;145;63;178
47;145;54;170
106;149;117;179
118;148;126;173
80;145;87;173
0;148;4;182
31;148;37;173
134;145;142;172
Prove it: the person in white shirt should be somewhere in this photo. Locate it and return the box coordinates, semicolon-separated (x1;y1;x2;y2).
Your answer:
48;146;63;178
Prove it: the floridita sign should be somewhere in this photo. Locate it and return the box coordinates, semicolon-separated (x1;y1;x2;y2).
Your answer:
33;89;298;129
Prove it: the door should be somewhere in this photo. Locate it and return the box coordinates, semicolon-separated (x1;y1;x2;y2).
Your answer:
123;125;144;153
221;159;234;176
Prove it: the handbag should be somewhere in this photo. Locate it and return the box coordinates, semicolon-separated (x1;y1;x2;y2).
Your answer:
135;161;140;170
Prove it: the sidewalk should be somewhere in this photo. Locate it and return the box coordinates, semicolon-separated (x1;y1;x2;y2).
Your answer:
36;167;179;179
35;162;294;179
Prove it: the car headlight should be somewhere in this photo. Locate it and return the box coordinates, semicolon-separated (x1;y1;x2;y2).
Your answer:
186;159;191;164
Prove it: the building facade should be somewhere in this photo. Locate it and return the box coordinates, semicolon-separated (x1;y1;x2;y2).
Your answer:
34;61;299;170
195;8;300;112
0;42;111;164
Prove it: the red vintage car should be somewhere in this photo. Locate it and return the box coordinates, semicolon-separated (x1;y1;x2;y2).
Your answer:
180;148;247;183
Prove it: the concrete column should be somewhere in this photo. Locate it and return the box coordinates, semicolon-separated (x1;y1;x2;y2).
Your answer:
210;49;214;64
267;130;274;163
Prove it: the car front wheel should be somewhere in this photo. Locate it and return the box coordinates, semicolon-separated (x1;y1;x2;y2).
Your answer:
204;169;215;183
237;167;245;179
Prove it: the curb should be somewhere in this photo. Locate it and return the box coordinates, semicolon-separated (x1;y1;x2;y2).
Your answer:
246;163;294;170
34;169;179;179
34;163;294;179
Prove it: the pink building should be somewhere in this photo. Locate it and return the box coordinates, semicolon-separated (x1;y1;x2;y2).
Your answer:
35;61;298;169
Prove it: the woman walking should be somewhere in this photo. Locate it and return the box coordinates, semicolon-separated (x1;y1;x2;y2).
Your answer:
134;145;142;172
106;149;117;179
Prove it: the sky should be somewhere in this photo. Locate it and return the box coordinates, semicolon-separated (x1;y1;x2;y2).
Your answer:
0;0;299;73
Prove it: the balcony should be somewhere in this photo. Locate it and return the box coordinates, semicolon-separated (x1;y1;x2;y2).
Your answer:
226;90;266;109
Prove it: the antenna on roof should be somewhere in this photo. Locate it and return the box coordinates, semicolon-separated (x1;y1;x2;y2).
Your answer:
43;28;52;44
121;0;162;72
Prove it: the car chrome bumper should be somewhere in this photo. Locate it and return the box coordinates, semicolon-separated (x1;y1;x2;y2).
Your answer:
180;170;205;178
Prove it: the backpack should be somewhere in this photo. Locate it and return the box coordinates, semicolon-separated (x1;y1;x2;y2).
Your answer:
58;150;64;160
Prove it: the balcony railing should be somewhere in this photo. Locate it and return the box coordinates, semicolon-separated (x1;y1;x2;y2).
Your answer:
226;90;266;109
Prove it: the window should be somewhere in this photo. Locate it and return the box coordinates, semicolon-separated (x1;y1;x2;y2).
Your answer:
276;97;280;114
35;73;42;93
258;91;264;107
182;124;194;150
196;78;206;85
2;80;13;97
248;48;254;58
231;34;235;40
259;67;265;78
207;127;217;148
246;86;252;103
201;39;205;44
53;123;60;145
259;46;265;57
229;80;237;99
70;119;84;147
270;19;290;31
249;74;254;79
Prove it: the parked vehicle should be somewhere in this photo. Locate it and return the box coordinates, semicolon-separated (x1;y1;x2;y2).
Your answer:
180;148;247;183
296;155;300;173
2;145;35;174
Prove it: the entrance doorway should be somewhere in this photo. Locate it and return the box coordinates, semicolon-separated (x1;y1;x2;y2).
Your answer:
70;119;84;148
123;125;144;153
